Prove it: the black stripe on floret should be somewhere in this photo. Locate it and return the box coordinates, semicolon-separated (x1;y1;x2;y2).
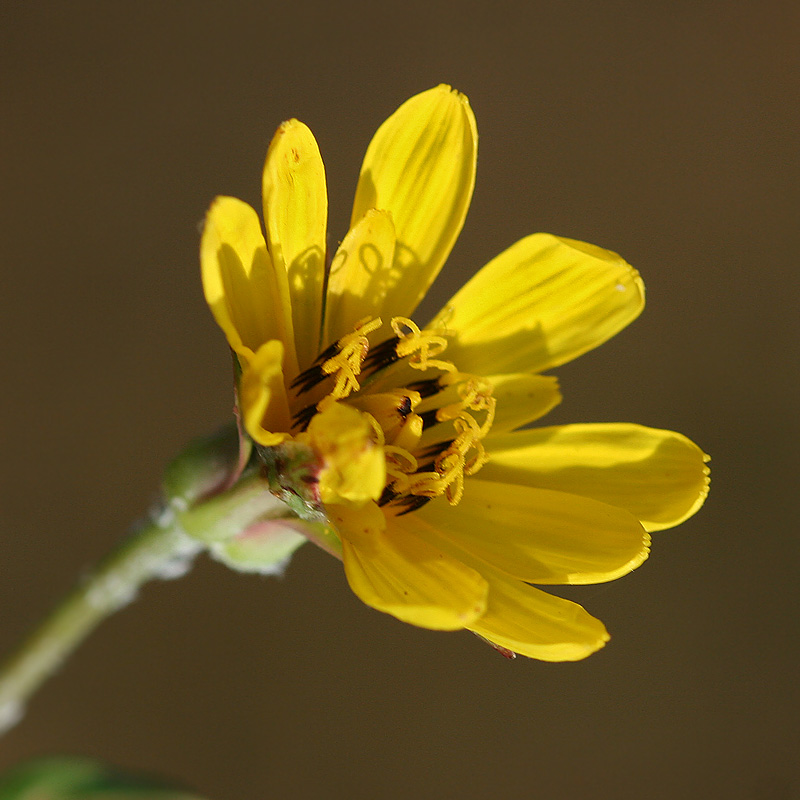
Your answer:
290;364;327;393
363;336;400;369
377;486;397;507
395;495;432;516
419;408;440;429
406;378;441;398
417;439;454;459
292;402;318;431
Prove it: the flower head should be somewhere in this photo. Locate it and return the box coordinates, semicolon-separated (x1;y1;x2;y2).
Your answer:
201;85;709;660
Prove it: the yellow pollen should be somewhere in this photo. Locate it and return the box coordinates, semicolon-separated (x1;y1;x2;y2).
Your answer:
384;447;419;494
450;414;490;476
435;450;466;505
391;317;457;373
320;317;383;403
363;411;418;495
332;318;496;512
365;411;385;446
392;375;496;508
435;377;495;430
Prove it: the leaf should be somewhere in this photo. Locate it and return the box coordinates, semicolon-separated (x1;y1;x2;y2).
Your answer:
0;757;209;800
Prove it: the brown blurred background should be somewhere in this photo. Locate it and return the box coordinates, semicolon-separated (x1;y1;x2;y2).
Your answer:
1;2;798;798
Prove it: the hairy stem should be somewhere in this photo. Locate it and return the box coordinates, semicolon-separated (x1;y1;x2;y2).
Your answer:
0;476;289;735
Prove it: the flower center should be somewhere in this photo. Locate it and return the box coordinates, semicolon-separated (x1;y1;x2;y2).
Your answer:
290;317;496;512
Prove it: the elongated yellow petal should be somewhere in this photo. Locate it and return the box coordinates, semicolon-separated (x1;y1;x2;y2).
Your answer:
262;119;327;370
200;197;295;367
335;502;488;630
323;209;396;347
304;403;385;505
350;85;477;319
469;569;609;661
431;233;645;374
490;373;562;433
415;478;649;585
239;340;292;446
482;424;710;532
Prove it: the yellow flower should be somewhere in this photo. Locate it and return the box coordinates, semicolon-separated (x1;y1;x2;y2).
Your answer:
200;85;709;661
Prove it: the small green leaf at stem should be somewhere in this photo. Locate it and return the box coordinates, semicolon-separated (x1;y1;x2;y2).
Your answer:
0;757;209;800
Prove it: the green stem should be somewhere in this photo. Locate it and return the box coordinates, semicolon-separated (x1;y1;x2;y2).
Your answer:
0;475;289;735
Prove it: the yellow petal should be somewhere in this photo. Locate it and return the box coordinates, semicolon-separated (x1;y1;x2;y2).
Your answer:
304;403;385;505
415;478;649;585
430;233;645;374
200;196;296;368
323;209;396;347
482;423;710;532
239;340;292;446
469;569;609;661
490;373;562;433
335;502;488;630
262;120;327;370
350;85;477;319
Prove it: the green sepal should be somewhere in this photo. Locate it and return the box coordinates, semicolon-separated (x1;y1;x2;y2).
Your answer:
161;422;246;507
209;519;308;574
210;515;340;572
174;472;286;544
0;757;208;800
256;440;326;522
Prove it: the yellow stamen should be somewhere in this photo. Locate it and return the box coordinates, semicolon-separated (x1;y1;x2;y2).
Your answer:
435;450;465;505
320;319;496;513
391;317;457;373
384;447;419;494
435;376;496;430
347;389;422;445
320;317;383;403
362;411;418;495
397;375;496;507
365;410;386;446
